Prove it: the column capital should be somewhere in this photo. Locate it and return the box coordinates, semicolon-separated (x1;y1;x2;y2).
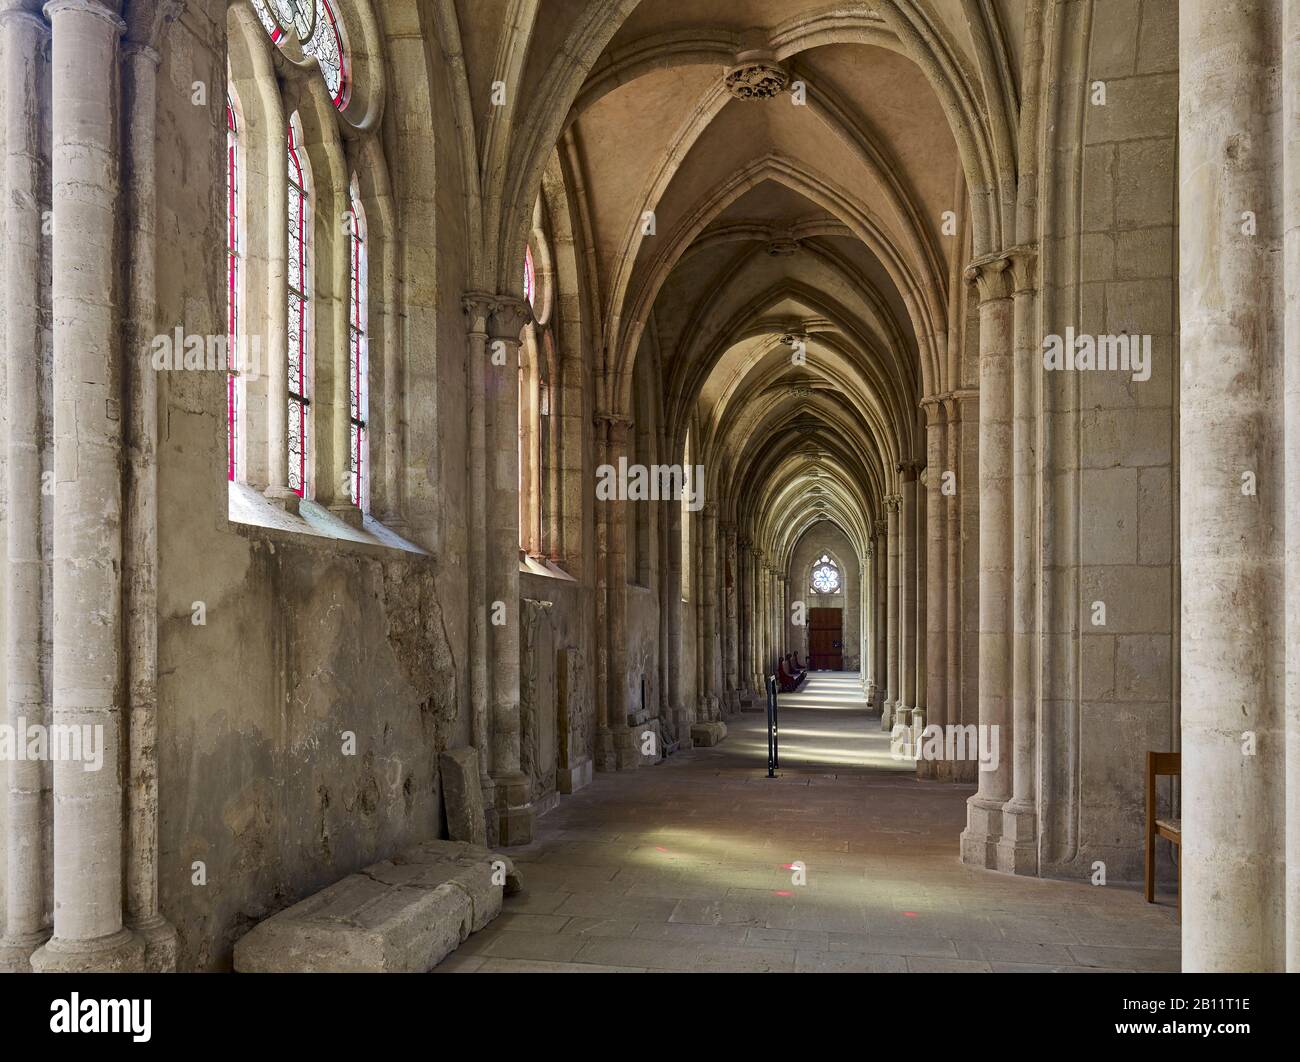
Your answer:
462;291;496;332
593;412;633;448
488;297;533;341
897;459;924;481
921;397;947;428
874;518;887;536
964;252;1013;303
1006;243;1039;294
884;495;901;514
0;5;50;32
43;0;124;30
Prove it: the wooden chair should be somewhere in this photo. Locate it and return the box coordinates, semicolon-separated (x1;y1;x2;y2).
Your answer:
1145;751;1181;911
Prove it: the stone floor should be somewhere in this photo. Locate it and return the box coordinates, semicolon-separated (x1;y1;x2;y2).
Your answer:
436;672;1181;973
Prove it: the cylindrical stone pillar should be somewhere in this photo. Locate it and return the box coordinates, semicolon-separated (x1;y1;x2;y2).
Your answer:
1180;0;1285;971
883;495;900;730
485;298;533;843
944;397;963;781
462;295;493;792
923;405;948;782
898;470;919;728
32;0;143;973
0;0;51;972
999;246;1040;872
960;255;1015;869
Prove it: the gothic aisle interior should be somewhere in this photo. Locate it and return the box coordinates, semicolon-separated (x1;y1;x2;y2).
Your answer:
1;0;1298;986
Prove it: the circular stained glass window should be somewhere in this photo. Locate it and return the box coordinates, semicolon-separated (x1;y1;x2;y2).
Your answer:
812;557;840;593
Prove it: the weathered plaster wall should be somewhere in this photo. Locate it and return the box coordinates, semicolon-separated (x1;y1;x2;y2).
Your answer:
145;3;478;969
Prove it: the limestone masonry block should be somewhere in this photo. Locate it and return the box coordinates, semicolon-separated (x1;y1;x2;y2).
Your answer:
233;840;521;972
690;721;727;747
440;746;488;846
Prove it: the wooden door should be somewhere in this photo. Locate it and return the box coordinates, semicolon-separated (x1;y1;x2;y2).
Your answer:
808;608;843;670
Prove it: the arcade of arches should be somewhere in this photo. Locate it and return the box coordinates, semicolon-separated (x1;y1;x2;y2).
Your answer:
1;0;1298;974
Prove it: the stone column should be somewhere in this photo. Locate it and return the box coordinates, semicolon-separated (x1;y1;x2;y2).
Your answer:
752;551;766;687
744;548;755;690
121;28;177;970
700;505;718;719
999;246;1040;872
960;254;1015;869
1181;0;1285;971
605;418;637;764
666;487;687;743
897;467;919;729
922;402;947;782
1284;0;1300;976
915;462;927;730
0;0;50;972
31;0;143;973
723;525;739;708
874;519;887;710
944;396;963;781
882;496;900;730
462;295;493;800
484;298;533;844
951;389;980;783
738;540;752;696
865;543;878;703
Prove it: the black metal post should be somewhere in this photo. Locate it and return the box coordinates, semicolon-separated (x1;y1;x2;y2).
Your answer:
766;675;776;777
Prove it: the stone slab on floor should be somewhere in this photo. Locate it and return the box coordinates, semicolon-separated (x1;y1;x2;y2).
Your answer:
234;840;522;973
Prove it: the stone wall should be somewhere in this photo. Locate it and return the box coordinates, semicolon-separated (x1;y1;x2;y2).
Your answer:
145;2;482;969
1037;0;1179;883
786;522;861;671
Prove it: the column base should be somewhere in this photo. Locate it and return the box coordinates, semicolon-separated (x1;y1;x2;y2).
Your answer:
557;755;592;794
995;799;1039;874
612;725;640;770
593;727;617;772
496;803;535;846
490;770;534;846
480;773;498;847
959;794;1005;869
674;707;695;748
880;700;894;731
31;927;146;973
129;914;179;972
0;928;51;972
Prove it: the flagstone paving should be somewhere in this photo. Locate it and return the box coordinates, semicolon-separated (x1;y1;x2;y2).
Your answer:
436;673;1181;973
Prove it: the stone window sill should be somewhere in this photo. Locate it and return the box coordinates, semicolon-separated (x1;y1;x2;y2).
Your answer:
227;482;428;558
520;553;576;582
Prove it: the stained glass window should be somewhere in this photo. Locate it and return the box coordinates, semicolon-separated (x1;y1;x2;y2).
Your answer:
250;0;348;110
226;95;241;482
523;246;536;308
348;180;368;510
287;118;311;497
305;1;347;109
811;554;840;594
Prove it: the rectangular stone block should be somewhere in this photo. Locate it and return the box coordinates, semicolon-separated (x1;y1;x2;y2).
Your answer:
233;839;521;973
690;721;727;747
440;746;488;846
233;874;473;973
